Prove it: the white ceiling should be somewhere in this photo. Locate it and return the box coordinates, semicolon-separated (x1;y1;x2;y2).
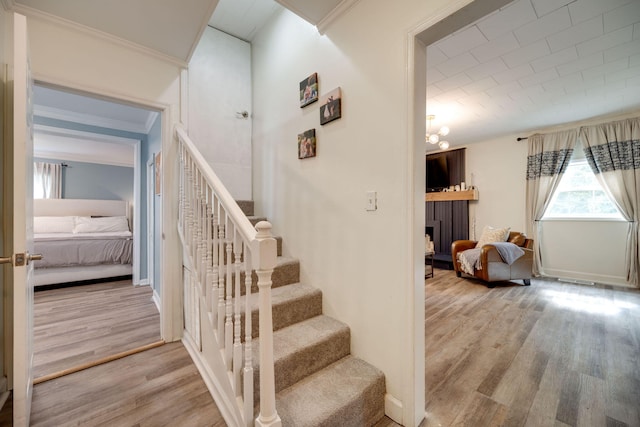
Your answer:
13;0;640;156
13;0;218;63
423;0;640;148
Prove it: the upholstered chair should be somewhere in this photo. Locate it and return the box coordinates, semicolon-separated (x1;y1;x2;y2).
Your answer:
451;231;534;288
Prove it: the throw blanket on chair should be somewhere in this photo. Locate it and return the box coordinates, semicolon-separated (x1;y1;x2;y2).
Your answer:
458;242;525;275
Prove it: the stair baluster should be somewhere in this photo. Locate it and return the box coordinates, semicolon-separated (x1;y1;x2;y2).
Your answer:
177;125;280;427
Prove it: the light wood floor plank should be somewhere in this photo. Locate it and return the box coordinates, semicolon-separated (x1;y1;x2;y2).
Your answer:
33;280;161;379
425;270;640;427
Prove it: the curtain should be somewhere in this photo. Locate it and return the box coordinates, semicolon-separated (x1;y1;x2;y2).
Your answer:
581;117;640;287
34;162;62;199
525;130;578;275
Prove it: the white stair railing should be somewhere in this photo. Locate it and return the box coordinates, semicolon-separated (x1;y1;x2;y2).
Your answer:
176;124;281;427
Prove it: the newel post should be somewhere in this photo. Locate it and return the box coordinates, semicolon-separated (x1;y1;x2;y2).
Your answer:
253;221;282;427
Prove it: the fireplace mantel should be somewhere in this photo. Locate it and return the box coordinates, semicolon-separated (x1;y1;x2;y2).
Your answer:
425;189;478;202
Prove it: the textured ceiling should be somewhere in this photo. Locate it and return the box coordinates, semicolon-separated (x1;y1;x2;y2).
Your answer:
423;0;640;149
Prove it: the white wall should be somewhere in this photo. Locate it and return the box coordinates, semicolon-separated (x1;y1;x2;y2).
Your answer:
464;116;636;287
251;2;458;424
188;27;252;200
22;11;183;340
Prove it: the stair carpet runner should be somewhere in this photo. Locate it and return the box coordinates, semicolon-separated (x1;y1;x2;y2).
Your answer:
236;200;386;426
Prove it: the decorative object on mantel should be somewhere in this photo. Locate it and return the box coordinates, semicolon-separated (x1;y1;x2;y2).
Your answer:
425;114;450;150
299;73;318;108
298;129;317;159
320;87;342;125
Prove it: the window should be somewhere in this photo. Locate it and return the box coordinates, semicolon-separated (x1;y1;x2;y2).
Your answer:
543;160;623;219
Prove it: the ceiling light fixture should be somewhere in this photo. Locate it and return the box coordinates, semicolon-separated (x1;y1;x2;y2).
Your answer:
426;114;450;150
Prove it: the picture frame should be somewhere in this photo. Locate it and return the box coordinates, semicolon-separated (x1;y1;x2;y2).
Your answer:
298;129;317;159
320;87;342;125
155;152;162;195
299;73;318;108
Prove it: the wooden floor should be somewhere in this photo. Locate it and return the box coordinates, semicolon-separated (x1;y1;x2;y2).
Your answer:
14;272;640;426
33;280;161;379
425;269;640;427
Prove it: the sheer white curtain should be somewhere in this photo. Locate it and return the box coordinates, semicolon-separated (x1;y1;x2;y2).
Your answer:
525;130;578;275
34;162;62;199
581;117;640;287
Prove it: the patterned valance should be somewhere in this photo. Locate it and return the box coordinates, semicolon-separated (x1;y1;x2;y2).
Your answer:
583;139;640;174
526;148;573;180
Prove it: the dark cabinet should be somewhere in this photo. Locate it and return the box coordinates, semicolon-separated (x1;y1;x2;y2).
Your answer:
425;148;468;269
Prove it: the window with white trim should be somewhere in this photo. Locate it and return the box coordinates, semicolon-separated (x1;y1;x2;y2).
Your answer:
543;159;623;219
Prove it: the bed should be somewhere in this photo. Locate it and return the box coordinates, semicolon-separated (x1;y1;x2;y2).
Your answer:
33;199;133;287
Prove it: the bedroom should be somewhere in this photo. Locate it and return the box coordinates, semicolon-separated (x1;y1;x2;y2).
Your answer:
31;83;163;378
32;84;162;291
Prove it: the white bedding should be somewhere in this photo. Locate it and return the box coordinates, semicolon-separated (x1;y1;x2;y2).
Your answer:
34;231;133;268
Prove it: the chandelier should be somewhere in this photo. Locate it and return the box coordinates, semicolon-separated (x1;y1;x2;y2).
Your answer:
425;115;450;150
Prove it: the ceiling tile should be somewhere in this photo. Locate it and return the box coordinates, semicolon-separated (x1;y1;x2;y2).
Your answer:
493;63;535;83
635;22;640;39
603;1;640;32
530;0;574;17
471;32;520;62
434;72;473;92
426;68;446;85
461;77;498;94
502;39;550;68
530;46;579;72
436;53;480;76
582;57;629;79
476;0;537;40
569;0;636;25
433;88;469;104
603;39;640;62
577;26;633;57
456;92;493;106
630;53;640;67
542;72;583;92
465;58;509;80
556;52;604;76
547;16;603;53
518;68;560;87
514;6;571;46
426;45;449;67
509;84;544;100
426;85;443;98
605;64;640;83
486;81;523;98
436;26;487;58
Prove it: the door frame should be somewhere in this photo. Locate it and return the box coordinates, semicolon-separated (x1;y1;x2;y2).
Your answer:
146;157;155;301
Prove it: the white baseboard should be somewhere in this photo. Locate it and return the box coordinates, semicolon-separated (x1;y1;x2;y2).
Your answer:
385;393;403;424
541;268;630;288
137;278;150;286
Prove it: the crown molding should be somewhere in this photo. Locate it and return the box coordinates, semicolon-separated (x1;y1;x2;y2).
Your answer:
1;0;14;12
12;4;188;68
316;0;361;35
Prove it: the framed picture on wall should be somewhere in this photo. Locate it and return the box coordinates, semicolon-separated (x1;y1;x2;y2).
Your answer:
298;129;316;159
155;152;161;195
320;87;342;125
299;72;318;108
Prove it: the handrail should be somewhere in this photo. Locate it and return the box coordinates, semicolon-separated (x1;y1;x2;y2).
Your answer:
175;124;280;427
176;124;257;244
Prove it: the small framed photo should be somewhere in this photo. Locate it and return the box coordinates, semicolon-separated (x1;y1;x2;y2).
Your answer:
298;129;317;159
320;87;342;125
299;73;318;108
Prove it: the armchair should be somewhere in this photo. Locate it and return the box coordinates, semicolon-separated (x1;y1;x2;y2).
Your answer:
451;231;534;288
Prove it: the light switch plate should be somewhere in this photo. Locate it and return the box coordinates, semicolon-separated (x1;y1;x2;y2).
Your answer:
366;191;377;211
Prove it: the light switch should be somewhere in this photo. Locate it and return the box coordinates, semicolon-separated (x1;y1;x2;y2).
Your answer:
366;191;377;211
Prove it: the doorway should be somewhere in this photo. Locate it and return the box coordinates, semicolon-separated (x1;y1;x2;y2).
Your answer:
30;83;163;381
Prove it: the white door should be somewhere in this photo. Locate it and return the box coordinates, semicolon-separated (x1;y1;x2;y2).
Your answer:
2;13;35;426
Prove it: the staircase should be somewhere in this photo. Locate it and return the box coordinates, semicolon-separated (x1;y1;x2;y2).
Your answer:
176;126;385;427
238;201;386;426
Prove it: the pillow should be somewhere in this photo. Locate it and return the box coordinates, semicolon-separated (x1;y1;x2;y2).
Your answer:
34;216;76;234
73;216;130;233
476;226;510;248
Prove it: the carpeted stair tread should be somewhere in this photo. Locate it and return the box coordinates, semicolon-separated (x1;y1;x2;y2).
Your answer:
238;282;323;338
236;200;254;217
251;315;351;400
249;256;299;292
247;216;267;226
275;355;386;427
